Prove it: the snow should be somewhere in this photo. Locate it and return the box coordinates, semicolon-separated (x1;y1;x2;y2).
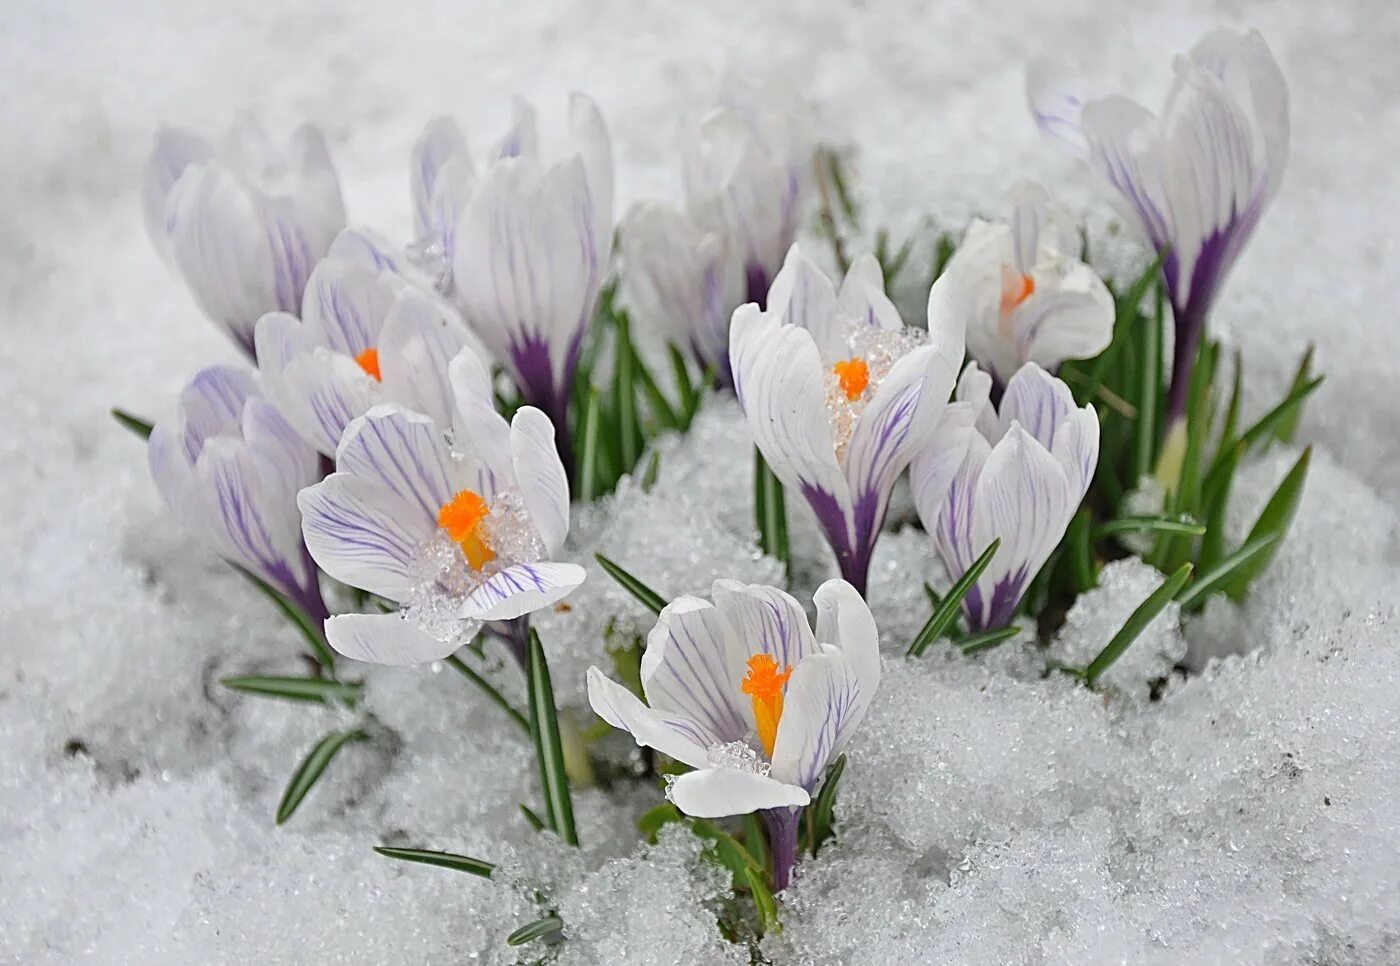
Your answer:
4;0;1399;963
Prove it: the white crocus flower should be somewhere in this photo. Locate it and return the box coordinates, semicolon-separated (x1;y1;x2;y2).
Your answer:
254;228;487;459
683;76;816;306
618;200;742;385
147;365;326;621
911;362;1099;632
143;119;347;358
943;182;1114;387
407;96;614;463
587;578;878;889
730;245;967;595
297;348;586;667
1028;28;1288;418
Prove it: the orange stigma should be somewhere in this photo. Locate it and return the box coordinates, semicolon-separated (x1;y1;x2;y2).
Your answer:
355;348;382;381
999;268;1036;315
832;357;870;401
437;489;495;571
741;653;794;757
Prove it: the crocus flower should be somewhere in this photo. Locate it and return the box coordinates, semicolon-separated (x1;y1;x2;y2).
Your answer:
297;348;586;667
942;181;1114;388
587;578;878;889
254;228;486;458
143;119;347;358
409;96;613;471
911;362;1099;632
730;245;967;595
147;365;326;621
683;76;815;305
1028;29;1289;418
618;200;741;385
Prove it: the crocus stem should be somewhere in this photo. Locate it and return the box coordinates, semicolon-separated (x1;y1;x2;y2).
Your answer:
485;616;531;670
1165;303;1205;425
837;549;870;599
762;806;802;892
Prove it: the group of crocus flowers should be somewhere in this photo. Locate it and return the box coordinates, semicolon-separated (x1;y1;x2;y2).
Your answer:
139;28;1287;891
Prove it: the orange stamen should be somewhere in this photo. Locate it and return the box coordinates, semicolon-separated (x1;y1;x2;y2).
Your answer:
741;653;794;758
437;489;495;571
355;348;382;381
999;268;1036;315
832;357;870;402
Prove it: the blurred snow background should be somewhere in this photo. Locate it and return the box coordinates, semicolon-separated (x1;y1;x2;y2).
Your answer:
2;0;1398;962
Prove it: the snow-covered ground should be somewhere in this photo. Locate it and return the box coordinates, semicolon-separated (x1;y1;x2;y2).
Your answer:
3;0;1398;962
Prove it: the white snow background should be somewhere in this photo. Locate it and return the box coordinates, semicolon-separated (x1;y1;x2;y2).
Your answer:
3;0;1399;963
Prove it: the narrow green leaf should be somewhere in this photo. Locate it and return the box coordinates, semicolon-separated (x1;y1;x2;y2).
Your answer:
1176;533;1280;612
640;450;662;492
1093;516;1206;539
744;812;770;872
1082;563;1193;688
230;564;336;674
1218;349;1244;457
932;232;957;281
753;448;790;574
922;582;942;609
668;345;699;427
111;406;154;440
221;675;361;706
1197;441;1239;573
594;553;667;615
507;915;564;947
1272;345;1315;444
373;846;495;878
576;388;604;502
633;353;679;432
956;625;1022;654
1225;446;1311;601
612;311;642;471
1205;375;1323;492
690;817;766;882
1083;248;1170;403
519;804;546;832
825;148;859;226
809;753;847;856
1132;282;1163;480
1066;507;1096;593
443;655;529;733
1158;341;1218;570
907;539;1001;657
639;802;684;842
276;728;367;824
526;630;578;845
744;867;781;935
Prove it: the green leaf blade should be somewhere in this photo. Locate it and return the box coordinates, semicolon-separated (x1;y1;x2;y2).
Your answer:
526;630;578;846
276;728;367;824
373;846;495;878
908;539;1001;657
221;675;361;706
594;553;667;615
1082;563;1193;689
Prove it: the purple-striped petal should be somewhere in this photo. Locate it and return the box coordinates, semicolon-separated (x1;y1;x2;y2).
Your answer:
712;580;819;672
812;578;879;740
769;649;861;792
377;287;480;430
764;245;840;359
587;667;715;770
458;561;585;621
271;350;381;457
640;596;752;745
411;116;472;241
301;256;401;357
143;126;214;261
298;472;434;601
335;406;455;522
509;406;570;556
998;362;1077;450
325;612;457;666
668;768;809;819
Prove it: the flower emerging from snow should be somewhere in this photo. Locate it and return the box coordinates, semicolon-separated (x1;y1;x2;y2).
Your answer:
148;366;326;620
143;119;347;358
407;96;614;466
683;76;815;305
1028;28;1288;417
587;578;877;888
296;348;586;666
912;362;1099;632
254;228;486;458
730;245;966;594
942;181;1113;387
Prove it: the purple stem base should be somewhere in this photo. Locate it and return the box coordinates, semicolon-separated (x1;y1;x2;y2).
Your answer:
762;805;802;892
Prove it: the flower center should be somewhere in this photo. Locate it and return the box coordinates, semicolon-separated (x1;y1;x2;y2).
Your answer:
832;357;870;401
437;489;495;571
999;267;1036;315
741;653;794;758
355;348;382;381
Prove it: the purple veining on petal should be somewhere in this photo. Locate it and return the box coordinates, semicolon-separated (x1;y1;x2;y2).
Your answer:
800;482;867;596
762;805;802;892
965;568;1030;632
744;263;769;309
649;611;748;741
509;333;576;477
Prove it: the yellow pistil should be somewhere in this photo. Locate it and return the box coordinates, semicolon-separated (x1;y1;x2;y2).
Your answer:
999;268;1036;315
355;348;382;381
832;357;871;401
437;489;495;571
741;653;794;758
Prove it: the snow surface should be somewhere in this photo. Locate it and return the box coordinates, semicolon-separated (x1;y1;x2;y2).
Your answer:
3;0;1399;962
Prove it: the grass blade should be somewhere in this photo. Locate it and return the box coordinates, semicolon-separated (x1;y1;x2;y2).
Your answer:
1132;281;1164;480
956;625;1022;654
1225;446;1311;601
907;539;1000;657
111;406;154;440
1065;507;1096;593
1176;533;1280;612
744;866;781;935
276;728;367;824
373;846;495;878
230;564;336;674
443;655;529;733
809;753;846;857
1204;374;1323;494
753;448;790;574
1272;345;1315;444
633;351;679;431
221;675;361;706
526;629;578;845
576;388;604;502
519;804;546;832
668;345;699;427
612;310;642;471
507;916;564;947
744;812;771;872
594;553;667;615
1082;563;1192;688
1093;516;1206;539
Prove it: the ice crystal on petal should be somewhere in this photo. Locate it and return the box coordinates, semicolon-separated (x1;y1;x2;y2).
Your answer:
824;324;927;462
481;488;546;566
705;739;771;775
